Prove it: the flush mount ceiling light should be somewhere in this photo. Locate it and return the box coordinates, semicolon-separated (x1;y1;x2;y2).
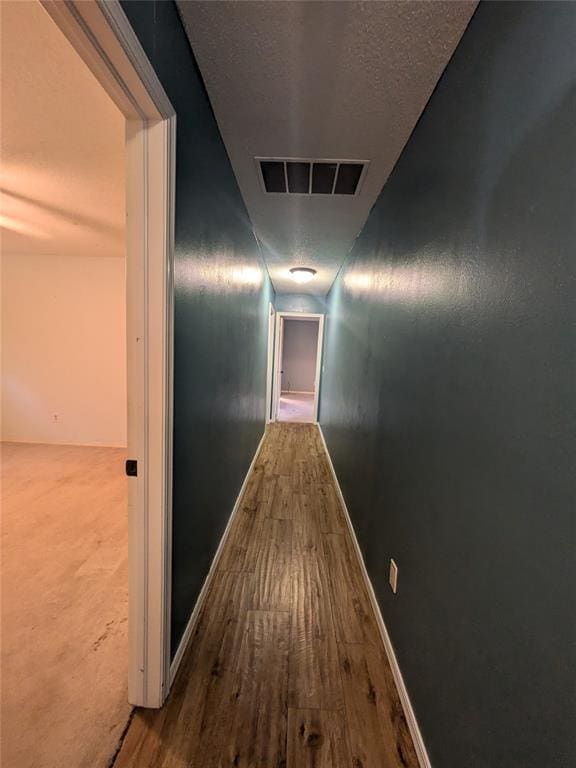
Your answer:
289;267;317;284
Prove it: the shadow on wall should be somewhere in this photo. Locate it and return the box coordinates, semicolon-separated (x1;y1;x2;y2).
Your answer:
486;85;576;269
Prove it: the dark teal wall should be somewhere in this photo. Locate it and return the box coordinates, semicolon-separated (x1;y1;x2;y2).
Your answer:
120;1;274;656
275;293;326;314
320;2;576;766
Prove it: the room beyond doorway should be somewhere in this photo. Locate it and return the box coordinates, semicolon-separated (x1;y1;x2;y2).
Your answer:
0;2;130;766
272;312;324;424
278;391;315;423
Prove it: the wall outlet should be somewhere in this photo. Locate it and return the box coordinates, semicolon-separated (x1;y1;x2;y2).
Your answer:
389;559;398;594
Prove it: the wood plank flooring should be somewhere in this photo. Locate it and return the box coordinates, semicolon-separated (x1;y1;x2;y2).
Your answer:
114;423;418;768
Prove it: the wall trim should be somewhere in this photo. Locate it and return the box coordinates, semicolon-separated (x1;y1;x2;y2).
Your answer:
265;302;276;423
169;428;268;685
41;0;176;708
317;425;432;768
97;0;174;119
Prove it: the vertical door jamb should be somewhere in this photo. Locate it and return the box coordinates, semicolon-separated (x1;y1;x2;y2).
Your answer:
40;0;176;708
312;315;324;423
272;314;285;421
265;302;276;423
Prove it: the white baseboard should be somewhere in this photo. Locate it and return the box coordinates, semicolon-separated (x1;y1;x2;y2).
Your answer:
317;425;432;768
169;428;267;685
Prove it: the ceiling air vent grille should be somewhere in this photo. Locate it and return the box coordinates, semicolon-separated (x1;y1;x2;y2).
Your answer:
257;158;368;196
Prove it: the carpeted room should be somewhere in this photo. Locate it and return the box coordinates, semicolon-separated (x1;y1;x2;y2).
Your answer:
1;2;131;766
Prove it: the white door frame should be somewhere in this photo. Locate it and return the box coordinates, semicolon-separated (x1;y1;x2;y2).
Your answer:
265;302;276;423
272;314;285;421
41;0;175;708
271;311;325;423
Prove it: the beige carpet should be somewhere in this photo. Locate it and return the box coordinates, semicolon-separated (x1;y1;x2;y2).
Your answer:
277;392;315;423
1;442;131;768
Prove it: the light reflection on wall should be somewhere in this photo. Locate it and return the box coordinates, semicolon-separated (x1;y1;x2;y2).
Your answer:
342;262;461;304
231;265;263;286
0;210;50;240
0;166;124;255
179;258;263;291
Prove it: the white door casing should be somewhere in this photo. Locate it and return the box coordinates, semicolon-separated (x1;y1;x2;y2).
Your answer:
40;0;176;707
265;302;276;423
271;311;325;423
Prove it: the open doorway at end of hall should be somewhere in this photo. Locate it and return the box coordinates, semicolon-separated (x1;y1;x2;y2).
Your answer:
272;314;324;424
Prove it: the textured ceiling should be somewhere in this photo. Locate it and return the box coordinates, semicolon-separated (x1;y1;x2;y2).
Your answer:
0;0;124;259
178;0;476;294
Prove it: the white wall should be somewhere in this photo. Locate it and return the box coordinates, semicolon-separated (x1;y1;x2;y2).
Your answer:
281;319;319;393
1;253;126;446
0;1;126;447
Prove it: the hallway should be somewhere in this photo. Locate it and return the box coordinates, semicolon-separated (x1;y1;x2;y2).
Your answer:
1;2;573;765
114;423;417;767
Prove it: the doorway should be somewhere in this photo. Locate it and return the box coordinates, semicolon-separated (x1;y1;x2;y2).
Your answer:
34;0;176;712
1;6;175;768
1;3;130;766
271;312;324;423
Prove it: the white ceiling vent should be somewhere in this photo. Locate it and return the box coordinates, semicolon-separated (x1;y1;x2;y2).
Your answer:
256;158;369;196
